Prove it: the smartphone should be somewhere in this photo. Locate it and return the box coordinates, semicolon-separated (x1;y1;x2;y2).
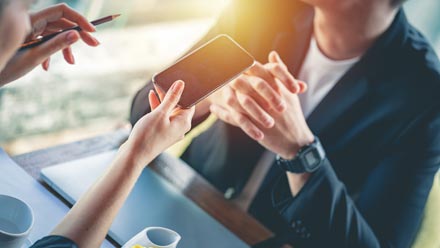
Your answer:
153;35;255;108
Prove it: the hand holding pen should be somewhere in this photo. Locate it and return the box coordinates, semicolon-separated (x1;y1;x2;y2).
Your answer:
0;3;119;86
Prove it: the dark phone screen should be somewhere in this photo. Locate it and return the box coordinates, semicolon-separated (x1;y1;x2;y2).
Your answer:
153;35;255;108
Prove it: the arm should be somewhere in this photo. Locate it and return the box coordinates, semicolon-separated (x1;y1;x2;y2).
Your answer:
49;81;194;247
211;51;440;247
0;3;99;86
49;146;146;248
271;108;440;247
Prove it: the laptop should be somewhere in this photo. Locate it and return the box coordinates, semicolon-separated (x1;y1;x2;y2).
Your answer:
41;150;249;248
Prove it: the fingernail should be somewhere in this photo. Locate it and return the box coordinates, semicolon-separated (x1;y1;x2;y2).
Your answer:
93;37;101;46
265;118;275;128
254;131;264;140
172;80;184;92
299;81;307;93
66;32;78;44
70;54;75;64
277;102;286;112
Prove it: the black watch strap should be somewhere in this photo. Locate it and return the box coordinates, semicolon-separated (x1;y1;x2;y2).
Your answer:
276;136;325;173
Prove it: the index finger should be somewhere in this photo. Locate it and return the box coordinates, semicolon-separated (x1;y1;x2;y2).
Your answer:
267;51;299;93
33;4;95;32
246;62;280;92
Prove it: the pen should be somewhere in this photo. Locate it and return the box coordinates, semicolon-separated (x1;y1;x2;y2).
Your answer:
19;14;121;51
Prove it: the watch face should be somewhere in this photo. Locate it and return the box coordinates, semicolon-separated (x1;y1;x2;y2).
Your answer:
303;150;321;171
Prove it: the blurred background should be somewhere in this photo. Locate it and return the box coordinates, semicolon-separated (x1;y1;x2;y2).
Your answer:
0;0;439;155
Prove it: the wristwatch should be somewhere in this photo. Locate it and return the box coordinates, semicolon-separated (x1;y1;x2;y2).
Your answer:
276;136;326;173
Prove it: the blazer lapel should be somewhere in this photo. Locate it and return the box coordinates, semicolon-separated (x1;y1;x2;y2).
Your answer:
305;9;407;135
306;69;370;135
268;4;412;137
270;4;370;136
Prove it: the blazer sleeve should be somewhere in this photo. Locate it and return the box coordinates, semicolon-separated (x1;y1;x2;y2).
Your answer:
30;236;78;248
271;107;440;248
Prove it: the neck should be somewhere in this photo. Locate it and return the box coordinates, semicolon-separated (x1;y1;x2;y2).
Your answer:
313;3;398;60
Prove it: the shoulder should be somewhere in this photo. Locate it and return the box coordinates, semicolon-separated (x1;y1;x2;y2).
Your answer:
365;16;440;146
394;21;440;94
402;23;440;83
373;19;440;108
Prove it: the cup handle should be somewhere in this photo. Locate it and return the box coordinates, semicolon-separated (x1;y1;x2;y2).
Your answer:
24;238;33;248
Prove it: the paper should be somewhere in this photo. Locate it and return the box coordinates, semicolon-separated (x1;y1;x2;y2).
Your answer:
0;149;113;248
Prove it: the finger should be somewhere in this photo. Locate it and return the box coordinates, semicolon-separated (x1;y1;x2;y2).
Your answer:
298;81;308;94
221;86;250;115
211;104;264;140
236;92;275;128
267;51;299;93
268;51;288;68
41;18;76;35
62;46;75;64
230;75;271;110
79;31;100;47
42;58;50;71
148;90;161;111
33;3;95;33
210;104;237;126
246;62;280;93
249;75;286;112
30;30;80;64
266;62;300;93
39;18;99;47
153;85;166;102
159;80;185;114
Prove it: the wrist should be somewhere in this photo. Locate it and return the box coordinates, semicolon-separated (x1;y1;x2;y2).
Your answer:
118;140;154;170
281;130;315;160
287;172;311;196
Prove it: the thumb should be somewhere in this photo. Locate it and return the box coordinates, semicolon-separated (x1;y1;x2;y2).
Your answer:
159;80;185;113
29;31;80;63
172;106;195;129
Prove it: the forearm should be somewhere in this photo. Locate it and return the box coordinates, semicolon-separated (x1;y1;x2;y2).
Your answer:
51;143;150;247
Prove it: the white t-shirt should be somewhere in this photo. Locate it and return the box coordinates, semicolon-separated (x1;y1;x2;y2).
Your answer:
298;37;361;118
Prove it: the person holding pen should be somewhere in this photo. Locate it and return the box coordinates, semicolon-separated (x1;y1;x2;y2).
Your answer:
0;1;194;247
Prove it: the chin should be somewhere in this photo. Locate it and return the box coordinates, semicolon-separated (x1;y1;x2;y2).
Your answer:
299;0;347;9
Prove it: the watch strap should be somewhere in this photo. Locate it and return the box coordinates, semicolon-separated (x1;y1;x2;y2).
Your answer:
276;136;325;173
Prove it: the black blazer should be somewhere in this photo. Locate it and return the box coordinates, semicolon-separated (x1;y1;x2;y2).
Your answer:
130;1;440;247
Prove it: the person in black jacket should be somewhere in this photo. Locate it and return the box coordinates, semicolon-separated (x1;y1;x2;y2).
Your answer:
130;0;440;247
0;1;194;247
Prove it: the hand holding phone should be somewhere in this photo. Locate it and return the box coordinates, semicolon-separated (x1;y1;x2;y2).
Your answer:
153;35;255;108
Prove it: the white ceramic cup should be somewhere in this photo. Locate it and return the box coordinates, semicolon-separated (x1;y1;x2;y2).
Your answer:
146;227;181;248
123;227;181;248
0;195;34;248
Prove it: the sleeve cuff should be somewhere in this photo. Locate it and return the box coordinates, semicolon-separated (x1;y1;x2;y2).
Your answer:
270;158;340;242
30;235;78;248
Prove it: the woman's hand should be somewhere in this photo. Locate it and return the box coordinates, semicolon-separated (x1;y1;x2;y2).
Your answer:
0;3;99;85
124;80;195;167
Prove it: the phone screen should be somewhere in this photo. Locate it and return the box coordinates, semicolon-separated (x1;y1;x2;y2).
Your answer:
153;35;255;108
